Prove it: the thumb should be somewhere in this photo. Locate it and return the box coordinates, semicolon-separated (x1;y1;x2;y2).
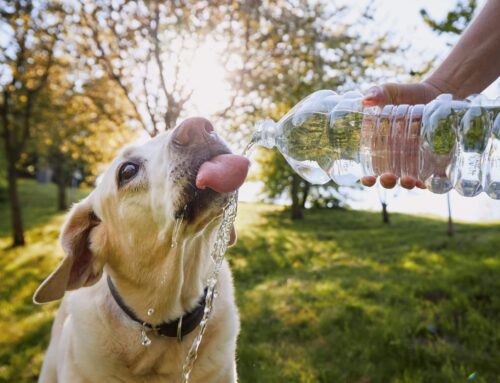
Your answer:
362;83;401;107
363;82;440;107
362;86;386;107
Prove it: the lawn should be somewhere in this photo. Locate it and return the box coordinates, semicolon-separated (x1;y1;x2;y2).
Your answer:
1;179;499;382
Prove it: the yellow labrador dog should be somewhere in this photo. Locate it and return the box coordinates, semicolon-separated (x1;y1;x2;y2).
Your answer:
33;118;249;383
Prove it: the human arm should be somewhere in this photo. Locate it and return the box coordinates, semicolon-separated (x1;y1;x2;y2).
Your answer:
362;0;500;189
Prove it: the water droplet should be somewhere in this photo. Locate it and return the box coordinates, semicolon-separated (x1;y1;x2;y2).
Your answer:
180;193;239;382
468;372;478;381
140;326;152;347
147;308;155;316
243;137;257;157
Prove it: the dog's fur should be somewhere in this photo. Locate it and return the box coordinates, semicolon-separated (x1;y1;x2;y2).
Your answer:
34;120;240;382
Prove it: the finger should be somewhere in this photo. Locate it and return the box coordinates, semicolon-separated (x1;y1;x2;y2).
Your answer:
399;176;417;190
380;173;398;189
361;176;377;187
362;86;386;107
415;179;426;189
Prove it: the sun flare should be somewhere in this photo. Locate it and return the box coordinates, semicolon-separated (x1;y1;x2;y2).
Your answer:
184;39;232;117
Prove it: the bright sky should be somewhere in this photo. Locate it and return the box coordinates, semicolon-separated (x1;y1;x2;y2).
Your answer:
184;40;233;117
3;1;499;221
237;0;500;222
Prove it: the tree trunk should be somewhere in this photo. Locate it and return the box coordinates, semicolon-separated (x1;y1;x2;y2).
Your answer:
300;181;310;209
447;193;454;237
2;91;25;247
6;159;25;246
53;160;67;211
57;174;67;211
291;174;303;220
381;202;390;224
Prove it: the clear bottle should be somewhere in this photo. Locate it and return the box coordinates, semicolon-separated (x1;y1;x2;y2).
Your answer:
250;90;500;199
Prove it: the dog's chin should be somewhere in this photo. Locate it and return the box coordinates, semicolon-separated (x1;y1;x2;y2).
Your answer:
175;187;231;225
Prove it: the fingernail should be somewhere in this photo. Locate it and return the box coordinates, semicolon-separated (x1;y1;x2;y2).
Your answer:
363;87;380;99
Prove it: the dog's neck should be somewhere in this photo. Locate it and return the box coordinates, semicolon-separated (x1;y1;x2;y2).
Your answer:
105;222;217;325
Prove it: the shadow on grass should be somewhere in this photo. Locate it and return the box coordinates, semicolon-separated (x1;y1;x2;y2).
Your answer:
0;179;89;240
0;317;53;383
232;205;500;383
0;179;87;382
0;234;59;383
1;195;499;383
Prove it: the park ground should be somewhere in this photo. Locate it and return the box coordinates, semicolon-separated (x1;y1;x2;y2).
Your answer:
0;180;499;382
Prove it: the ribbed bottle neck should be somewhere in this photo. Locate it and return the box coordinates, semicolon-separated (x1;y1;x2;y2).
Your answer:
253;119;280;149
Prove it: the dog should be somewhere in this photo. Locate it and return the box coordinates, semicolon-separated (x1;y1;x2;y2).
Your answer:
33;117;249;383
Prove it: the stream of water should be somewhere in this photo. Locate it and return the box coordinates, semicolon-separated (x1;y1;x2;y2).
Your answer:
138;142;255;381
180;143;256;382
181;192;239;382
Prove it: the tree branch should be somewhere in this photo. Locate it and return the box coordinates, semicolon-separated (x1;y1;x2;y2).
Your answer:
151;1;174;129
141;51;159;135
83;8;153;136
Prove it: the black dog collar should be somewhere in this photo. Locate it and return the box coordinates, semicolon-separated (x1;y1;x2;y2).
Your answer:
107;275;207;341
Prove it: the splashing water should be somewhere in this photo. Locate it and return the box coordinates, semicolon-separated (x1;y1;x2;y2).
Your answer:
468;372;478;381
180;143;254;381
140;322;152;347
180;192;238;383
140;211;185;347
243;138;258;158
171;211;185;248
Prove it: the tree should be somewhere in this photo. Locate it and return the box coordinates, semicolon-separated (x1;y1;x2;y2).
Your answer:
75;0;224;136
378;187;390;224
420;1;476;37
0;0;62;246
0;142;6;201
222;0;398;219
32;62;136;210
420;0;477;236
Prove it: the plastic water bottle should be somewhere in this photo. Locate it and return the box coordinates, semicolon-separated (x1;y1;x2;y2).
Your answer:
250;90;500;199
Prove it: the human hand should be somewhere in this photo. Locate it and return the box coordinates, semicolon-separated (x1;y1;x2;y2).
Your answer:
361;81;443;189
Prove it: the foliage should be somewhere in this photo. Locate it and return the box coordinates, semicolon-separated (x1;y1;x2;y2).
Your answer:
419;0;478;236
429;118;457;155
461;108;490;151
0;0;62;159
232;203;500;382
0;142;6;200
1;180;499;382
0;0;64;245
221;1;399;217
31;62;137;187
73;0;229;134
420;0;477;35
0;180;89;382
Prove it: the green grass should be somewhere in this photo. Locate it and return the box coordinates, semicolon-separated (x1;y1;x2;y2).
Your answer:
0;180;89;382
1;180;500;382
232;204;500;383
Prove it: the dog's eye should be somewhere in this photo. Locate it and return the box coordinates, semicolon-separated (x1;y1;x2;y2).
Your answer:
118;162;139;186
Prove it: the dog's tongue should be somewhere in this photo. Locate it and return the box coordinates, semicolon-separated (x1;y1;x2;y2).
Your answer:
196;154;249;193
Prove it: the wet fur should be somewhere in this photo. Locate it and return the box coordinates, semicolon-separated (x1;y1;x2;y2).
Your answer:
35;127;240;383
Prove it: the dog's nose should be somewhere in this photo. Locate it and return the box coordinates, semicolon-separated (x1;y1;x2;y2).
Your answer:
172;117;214;146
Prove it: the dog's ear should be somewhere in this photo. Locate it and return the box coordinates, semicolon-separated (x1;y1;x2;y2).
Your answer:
33;198;103;304
228;224;237;247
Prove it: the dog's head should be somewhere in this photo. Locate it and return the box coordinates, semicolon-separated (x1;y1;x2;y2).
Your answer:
33;117;249;304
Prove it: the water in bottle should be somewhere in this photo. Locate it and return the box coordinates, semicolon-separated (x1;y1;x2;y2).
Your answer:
249;90;500;199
